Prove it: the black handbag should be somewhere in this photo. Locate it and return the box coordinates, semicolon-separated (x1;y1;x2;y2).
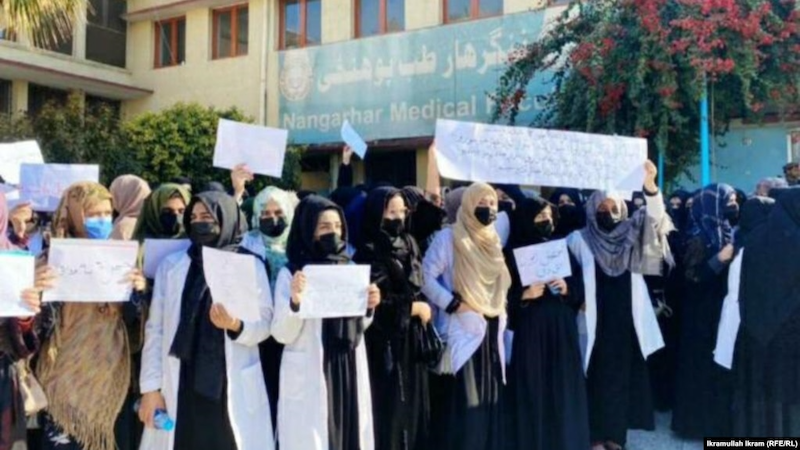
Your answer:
412;320;444;368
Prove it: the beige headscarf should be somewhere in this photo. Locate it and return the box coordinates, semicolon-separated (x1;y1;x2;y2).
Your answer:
109;175;151;240
452;183;511;318
52;182;114;238
39;181;131;450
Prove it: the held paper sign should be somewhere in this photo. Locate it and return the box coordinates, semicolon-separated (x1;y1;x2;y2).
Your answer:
299;265;370;319
512;239;572;286
142;239;192;278
0;252;36;317
214;119;288;178
44;239;139;303
19;164;100;212
341;120;368;158
202;247;261;323
0;141;44;185
434;119;647;192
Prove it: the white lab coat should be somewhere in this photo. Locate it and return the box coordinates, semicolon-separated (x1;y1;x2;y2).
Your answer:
714;251;743;370
139;251;275;450
568;233;665;373
421;228;508;378
271;267;375;450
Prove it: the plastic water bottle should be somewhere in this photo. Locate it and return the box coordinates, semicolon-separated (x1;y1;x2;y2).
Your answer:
133;399;175;431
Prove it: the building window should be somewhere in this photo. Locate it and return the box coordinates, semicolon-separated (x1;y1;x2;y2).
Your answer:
444;0;502;23
0;80;11;115
86;95;122;117
86;0;127;68
356;0;404;37
280;0;321;50
213;4;249;59
154;17;186;68
27;84;68;117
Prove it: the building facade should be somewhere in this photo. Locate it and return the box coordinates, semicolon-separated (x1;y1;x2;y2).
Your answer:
0;0;797;192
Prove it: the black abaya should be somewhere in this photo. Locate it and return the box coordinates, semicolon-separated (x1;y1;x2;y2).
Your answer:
672;238;733;438
505;255;589;450
434;317;504;450
325;349;361;450
587;266;655;446
506;293;589;450
355;187;430;450
174;361;237;450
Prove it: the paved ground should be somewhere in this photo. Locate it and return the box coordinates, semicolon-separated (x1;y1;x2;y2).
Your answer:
627;412;704;450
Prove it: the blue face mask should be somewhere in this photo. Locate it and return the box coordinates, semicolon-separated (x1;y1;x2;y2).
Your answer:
84;217;113;240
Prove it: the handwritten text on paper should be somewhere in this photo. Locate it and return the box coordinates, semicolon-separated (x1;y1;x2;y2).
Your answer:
434;120;647;192
513;239;572;287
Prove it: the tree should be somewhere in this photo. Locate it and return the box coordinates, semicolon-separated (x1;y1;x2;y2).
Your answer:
31;92;129;185
123;103;305;192
2;0;84;48
492;0;800;183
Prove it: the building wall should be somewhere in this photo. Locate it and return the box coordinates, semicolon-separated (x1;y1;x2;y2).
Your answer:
676;123;798;192
123;0;266;120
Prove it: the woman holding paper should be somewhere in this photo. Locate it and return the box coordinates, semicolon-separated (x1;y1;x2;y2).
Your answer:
34;181;147;450
138;191;274;450
0;190;48;450
240;186;299;431
503;197;589;450
421;182;511;450
565;161;672;450
272;195;381;450
673;184;740;438
353;187;432;450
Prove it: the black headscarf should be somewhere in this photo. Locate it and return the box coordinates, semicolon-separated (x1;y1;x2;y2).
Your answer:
401;186;425;210
549;188;586;239
170;191;247;400
329;187;364;211
740;188;800;346
354;188;424;342
667;190;691;232
356;187;424;288
286;195;364;352
734;196;774;254
508;197;553;250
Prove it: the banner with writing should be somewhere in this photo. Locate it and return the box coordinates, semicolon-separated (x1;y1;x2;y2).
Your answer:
434;119;647;192
278;8;561;144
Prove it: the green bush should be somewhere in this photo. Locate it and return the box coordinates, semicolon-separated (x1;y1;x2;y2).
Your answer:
123;102;304;192
0;97;304;192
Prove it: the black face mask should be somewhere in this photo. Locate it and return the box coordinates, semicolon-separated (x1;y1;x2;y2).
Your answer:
596;211;620;233
474;206;497;226
260;216;288;238
498;200;514;215
314;232;345;257
533;220;554;238
189;222;220;246
724;204;740;226
382;218;405;237
159;212;182;235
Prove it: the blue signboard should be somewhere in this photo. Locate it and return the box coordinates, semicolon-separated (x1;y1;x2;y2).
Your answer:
277;8;558;145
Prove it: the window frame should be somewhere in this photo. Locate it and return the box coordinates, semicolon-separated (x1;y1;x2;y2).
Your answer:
355;0;405;38
154;16;186;69
212;4;249;59
442;0;502;24
279;0;319;50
